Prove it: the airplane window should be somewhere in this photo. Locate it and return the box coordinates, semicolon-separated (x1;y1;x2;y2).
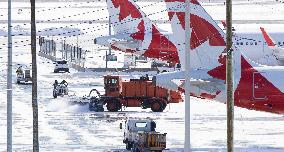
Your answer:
246;42;249;45
240;42;243;45
278;42;281;45
236;42;239;45
250;42;253;45
255;42;257;45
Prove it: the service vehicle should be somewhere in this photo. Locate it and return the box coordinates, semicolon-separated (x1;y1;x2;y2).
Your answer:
53;83;68;98
152;60;181;73
88;75;182;112
16;68;32;84
78;89;103;109
53;60;69;73
121;119;166;152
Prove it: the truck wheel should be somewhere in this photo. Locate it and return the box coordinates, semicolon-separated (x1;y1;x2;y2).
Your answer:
53;90;57;98
151;100;163;112
141;100;150;109
162;102;167;110
106;100;121;112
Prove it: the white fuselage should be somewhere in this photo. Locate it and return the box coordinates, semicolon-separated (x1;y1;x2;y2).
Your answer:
231;31;284;66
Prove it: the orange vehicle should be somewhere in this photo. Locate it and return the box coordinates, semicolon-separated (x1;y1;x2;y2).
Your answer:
88;75;183;112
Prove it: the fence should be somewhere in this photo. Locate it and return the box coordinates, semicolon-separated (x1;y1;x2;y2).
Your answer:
38;36;86;71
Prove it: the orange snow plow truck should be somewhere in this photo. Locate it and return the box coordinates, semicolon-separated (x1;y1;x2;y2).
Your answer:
88;75;183;112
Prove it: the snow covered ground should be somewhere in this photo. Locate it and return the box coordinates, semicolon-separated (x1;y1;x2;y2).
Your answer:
1;48;284;151
1;0;284;151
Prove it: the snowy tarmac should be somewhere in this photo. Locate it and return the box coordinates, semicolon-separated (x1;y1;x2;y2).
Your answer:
1;0;284;151
1;37;284;151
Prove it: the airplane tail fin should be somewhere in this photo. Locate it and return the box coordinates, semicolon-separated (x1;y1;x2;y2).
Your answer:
165;0;227;70
106;0;153;35
105;0;180;64
260;27;284;61
260;27;276;47
220;20;235;31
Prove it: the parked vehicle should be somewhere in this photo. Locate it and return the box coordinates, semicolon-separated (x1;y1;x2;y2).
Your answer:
16;67;32;84
88;75;183;112
152;60;181;73
121;119;166;152
53;60;69;73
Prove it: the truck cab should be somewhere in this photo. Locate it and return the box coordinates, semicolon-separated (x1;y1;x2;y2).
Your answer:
104;75;121;97
125;119;156;132
123;119;166;151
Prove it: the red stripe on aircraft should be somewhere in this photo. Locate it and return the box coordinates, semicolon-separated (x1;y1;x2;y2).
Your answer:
111;0;142;21
130;20;145;40
168;12;225;49
143;25;180;63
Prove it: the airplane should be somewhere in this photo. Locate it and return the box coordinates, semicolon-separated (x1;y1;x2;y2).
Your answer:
221;21;284;66
154;0;284;114
94;0;284;67
260;27;284;62
94;0;180;64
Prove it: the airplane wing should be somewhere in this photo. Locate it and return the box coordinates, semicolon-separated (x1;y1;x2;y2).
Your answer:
154;70;224;96
109;38;142;52
94;34;142;52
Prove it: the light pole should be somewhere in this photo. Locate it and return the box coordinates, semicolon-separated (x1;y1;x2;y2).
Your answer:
184;0;191;151
30;0;39;151
226;0;234;151
7;0;13;150
106;17;112;68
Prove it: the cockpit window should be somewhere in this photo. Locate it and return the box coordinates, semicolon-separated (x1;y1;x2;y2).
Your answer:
106;78;118;85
